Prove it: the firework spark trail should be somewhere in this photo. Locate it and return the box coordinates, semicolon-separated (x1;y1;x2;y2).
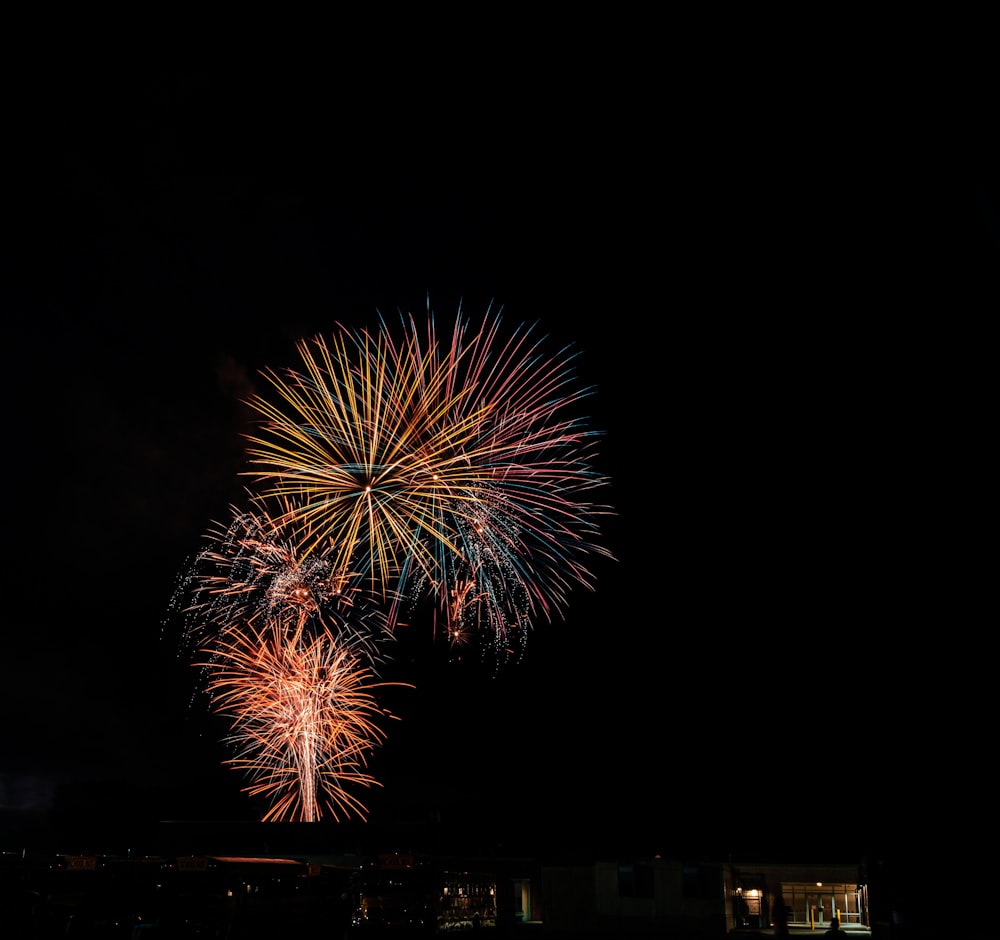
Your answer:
197;617;410;823
243;302;616;658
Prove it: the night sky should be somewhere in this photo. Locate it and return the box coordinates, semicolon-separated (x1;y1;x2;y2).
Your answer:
1;59;993;865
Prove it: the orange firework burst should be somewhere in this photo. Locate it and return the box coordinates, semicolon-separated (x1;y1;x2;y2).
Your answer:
197;618;411;823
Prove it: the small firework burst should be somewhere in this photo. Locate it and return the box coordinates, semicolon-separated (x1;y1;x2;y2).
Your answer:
168;493;364;656
197;617;410;823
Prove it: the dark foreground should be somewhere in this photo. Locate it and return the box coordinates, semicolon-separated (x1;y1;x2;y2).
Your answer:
2;823;992;939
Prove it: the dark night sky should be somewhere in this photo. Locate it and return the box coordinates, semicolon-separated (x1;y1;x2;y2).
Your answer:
1;55;993;864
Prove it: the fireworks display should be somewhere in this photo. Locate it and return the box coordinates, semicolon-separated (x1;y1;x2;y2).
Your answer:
167;301;614;821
